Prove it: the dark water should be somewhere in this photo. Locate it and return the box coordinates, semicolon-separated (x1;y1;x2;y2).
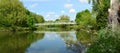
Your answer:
0;30;94;53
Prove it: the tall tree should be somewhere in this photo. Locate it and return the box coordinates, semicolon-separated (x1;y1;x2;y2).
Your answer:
0;0;43;30
108;0;120;31
0;0;29;27
89;0;110;29
75;9;96;29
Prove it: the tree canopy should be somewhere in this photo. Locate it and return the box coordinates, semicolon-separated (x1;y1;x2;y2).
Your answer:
0;0;44;30
75;9;96;29
33;14;45;23
89;0;110;29
56;15;70;22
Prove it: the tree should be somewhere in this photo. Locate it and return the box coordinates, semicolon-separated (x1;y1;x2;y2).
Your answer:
108;0;120;31
0;0;42;30
33;14;45;23
59;15;70;22
75;9;96;29
0;0;28;27
89;0;110;29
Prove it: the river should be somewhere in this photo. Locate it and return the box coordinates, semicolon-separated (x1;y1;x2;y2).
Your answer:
0;30;94;53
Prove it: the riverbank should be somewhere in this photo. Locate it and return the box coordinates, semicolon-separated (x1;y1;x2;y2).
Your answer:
0;27;36;32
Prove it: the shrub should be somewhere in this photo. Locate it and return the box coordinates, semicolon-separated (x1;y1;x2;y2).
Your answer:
86;29;120;53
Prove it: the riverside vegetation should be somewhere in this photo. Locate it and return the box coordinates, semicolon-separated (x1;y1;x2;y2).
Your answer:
0;0;44;31
75;0;120;53
0;0;120;53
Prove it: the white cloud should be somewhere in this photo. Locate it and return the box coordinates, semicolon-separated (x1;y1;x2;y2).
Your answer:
61;10;65;14
46;14;50;17
45;13;59;21
45;12;56;18
69;9;76;13
55;15;59;17
64;4;73;8
30;3;39;8
79;0;88;3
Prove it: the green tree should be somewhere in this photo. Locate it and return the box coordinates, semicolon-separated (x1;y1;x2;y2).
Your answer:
0;0;41;30
75;9;96;29
59;15;70;22
89;0;110;29
34;14;45;23
27;13;35;30
0;0;27;26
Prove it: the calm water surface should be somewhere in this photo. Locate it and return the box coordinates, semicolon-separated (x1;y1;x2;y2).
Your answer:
0;31;93;53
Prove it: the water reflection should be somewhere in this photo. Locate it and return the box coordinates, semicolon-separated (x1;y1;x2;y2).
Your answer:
0;30;94;53
76;30;97;45
76;31;92;44
0;32;44;53
26;31;86;53
59;32;86;53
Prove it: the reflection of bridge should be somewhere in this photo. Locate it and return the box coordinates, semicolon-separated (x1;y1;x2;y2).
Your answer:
35;22;76;26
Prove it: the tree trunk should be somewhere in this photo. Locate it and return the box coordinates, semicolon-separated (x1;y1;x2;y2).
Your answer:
108;0;120;31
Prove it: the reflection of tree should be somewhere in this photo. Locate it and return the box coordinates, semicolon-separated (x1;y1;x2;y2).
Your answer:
76;30;96;44
59;32;86;53
0;32;44;53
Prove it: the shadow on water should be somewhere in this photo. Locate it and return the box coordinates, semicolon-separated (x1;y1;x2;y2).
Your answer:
0;31;44;53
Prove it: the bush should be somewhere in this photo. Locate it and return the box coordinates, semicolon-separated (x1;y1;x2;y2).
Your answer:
86;29;120;53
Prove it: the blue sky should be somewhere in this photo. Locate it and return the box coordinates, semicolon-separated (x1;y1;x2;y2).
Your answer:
20;0;92;21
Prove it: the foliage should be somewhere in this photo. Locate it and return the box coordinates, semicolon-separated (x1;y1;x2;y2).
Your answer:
33;13;45;23
75;9;96;29
0;0;44;30
86;29;120;53
90;0;110;29
56;15;70;22
86;0;120;53
27;13;36;30
0;0;27;27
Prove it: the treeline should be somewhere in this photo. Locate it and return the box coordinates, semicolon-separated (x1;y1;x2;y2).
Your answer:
75;9;96;30
55;15;70;22
37;15;76;31
74;0;120;53
0;0;44;31
75;0;110;30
